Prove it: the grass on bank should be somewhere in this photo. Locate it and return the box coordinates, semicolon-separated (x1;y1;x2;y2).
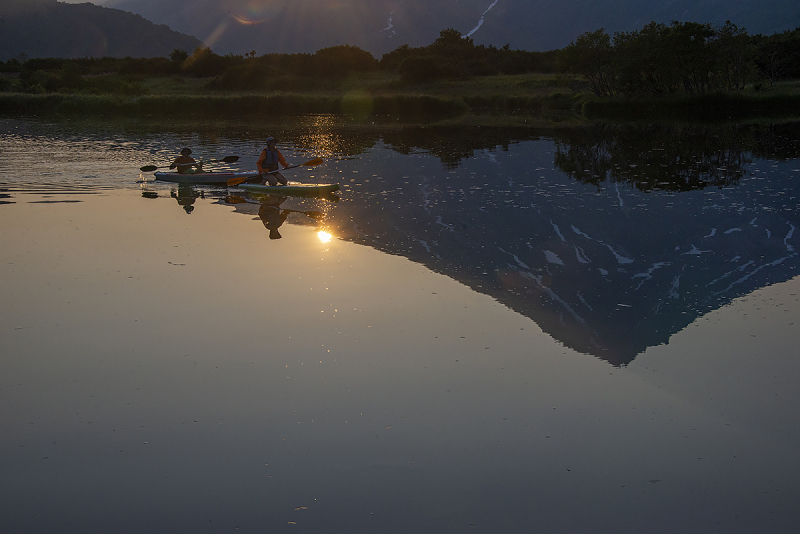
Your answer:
582;80;800;122
0;71;587;122
1;71;800;124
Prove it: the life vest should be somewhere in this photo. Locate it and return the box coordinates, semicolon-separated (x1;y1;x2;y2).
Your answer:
261;149;280;172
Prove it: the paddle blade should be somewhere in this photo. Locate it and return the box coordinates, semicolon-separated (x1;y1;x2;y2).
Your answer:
302;158;324;167
227;176;249;187
222;156;240;163
140;165;158;172
225;195;247;204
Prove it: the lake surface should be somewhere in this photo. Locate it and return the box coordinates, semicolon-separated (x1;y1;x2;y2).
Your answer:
1;117;799;533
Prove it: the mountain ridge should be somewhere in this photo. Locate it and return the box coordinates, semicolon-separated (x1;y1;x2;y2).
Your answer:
0;0;203;60
108;0;800;56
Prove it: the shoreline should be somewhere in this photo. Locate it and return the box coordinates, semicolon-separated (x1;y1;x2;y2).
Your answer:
1;88;800;126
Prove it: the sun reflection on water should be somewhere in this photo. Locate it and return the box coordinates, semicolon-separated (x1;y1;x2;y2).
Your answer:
318;231;332;243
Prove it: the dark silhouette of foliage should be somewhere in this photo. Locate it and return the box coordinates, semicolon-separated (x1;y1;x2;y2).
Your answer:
3;21;799;99
380;28;561;81
182;47;230;78
715;21;754;90
312;45;378;78
208;46;378;91
170;49;189;64
561;29;617;95
398;56;443;82
753;27;800;85
552;124;751;191
379;44;414;72
0;58;22;73
565;21;769;96
118;57;178;76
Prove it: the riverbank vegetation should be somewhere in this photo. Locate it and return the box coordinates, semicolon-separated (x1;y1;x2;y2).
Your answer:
1;22;799;123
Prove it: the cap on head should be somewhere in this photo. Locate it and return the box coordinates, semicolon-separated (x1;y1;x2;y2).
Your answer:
266;137;277;146
181;147;192;155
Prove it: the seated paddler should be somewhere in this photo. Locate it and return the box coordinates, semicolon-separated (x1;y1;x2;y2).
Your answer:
170;147;202;174
257;137;289;186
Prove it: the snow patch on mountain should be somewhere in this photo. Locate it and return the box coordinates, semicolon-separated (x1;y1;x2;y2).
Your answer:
785;223;796;252
551;220;566;242
571;225;634;264
464;0;499;38
381;8;397;38
544;250;564;265
574;246;591;264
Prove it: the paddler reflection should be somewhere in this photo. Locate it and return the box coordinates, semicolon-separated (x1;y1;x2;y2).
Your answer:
171;184;203;214
258;195;290;239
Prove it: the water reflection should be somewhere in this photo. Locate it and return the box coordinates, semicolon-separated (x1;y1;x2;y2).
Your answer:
552;124;751;191
258;195;289;239
121;120;799;365
170;184;204;214
309;122;800;365
3;118;799;365
210;191;332;240
2;118;800;531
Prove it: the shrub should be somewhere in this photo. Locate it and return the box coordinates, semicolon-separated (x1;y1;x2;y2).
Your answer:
211;63;272;90
313;45;378;78
0;58;22;73
380;44;413;71
182;47;234;77
118;57;177;77
398;56;443;82
170;49;189;64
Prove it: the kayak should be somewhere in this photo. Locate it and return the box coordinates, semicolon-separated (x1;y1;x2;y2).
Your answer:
238;183;340;196
154;171;260;185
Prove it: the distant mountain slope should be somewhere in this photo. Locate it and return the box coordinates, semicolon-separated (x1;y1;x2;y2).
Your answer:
0;0;203;60
109;0;800;56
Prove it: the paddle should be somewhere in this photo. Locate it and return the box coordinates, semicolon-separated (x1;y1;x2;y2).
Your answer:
227;157;324;187
225;195;324;219
282;208;324;219
140;155;239;173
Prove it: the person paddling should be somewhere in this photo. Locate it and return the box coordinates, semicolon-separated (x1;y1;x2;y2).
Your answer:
257;137;289;186
170;147;202;174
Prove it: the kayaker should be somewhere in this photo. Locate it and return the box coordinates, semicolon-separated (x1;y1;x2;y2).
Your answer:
257;137;289;186
170;147;202;174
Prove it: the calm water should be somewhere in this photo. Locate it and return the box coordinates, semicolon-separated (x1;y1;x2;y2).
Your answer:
1;117;799;533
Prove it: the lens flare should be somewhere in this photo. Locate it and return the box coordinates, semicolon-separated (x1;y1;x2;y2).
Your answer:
201;20;231;49
341;90;374;122
227;0;285;25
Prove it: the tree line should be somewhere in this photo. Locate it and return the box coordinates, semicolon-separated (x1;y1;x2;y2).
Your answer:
563;22;800;96
1;22;798;96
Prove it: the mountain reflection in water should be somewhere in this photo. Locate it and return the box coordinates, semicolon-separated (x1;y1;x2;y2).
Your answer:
250;122;799;366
